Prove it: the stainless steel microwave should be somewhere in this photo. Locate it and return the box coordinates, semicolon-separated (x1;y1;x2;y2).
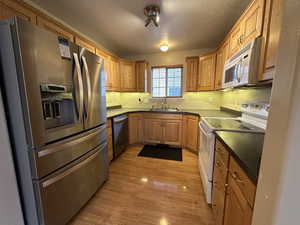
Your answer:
222;37;262;88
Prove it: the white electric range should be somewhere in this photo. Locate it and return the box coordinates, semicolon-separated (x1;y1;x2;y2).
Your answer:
198;102;269;204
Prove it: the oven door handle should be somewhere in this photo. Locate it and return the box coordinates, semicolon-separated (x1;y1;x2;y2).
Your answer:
199;122;211;137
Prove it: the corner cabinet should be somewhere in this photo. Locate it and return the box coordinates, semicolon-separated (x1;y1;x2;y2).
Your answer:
182;115;199;153
129;113;144;144
185;56;199;92
120;60;136;92
198;53;216;91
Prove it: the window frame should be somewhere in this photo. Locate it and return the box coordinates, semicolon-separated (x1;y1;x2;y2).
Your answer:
151;65;183;98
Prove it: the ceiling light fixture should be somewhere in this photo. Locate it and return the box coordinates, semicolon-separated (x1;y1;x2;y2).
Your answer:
144;5;160;27
160;43;169;52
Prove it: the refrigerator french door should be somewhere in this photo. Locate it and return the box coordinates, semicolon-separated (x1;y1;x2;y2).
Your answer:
0;17;108;225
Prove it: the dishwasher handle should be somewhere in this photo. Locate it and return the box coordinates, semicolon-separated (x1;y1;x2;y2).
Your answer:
113;116;128;123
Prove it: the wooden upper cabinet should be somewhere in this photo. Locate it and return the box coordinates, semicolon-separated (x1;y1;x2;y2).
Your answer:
0;0;36;24
37;17;74;42
215;40;230;90
229;0;265;57
229;24;243;57
95;49;112;90
241;0;264;46
185;56;199;92
120;60;136;92
259;0;283;81
198;53;216;91
135;60;148;92
75;36;96;53
110;56;121;91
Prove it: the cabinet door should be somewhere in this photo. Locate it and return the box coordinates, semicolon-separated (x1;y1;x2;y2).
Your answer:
215;48;224;90
183;115;199;152
110;57;121;91
129;113;143;144
198;53;216;91
212;180;226;225
163;120;182;146
259;0;283;81
185;56;199;91
229;24;243;57
121;61;136;92
135;61;148;92
0;0;36;24
96;49;112;90
75;37;96;53
223;175;253;225
37;17;74;41
240;0;264;46
144;119;162;144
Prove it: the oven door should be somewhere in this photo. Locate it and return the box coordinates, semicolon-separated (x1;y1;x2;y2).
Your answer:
198;121;215;204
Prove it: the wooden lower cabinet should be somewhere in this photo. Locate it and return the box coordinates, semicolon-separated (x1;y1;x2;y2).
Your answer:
223;175;253;225
106;119;113;162
213;140;256;225
143;114;182;146
163;120;182;146
182;115;199;153
144;118;163;144
129;113;143;144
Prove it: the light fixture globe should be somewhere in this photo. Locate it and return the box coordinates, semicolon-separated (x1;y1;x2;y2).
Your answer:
160;43;169;52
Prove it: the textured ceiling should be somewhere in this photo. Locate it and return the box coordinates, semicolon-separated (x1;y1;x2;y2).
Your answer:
28;0;251;56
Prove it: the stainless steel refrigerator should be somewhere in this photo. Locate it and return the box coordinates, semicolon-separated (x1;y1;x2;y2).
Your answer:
0;17;109;225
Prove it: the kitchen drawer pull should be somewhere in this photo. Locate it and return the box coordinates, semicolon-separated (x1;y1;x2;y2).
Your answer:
232;171;244;184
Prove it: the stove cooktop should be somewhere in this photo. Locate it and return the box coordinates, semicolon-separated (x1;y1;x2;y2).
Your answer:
202;117;265;133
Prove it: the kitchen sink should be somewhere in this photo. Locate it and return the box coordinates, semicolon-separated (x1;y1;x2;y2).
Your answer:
150;108;180;112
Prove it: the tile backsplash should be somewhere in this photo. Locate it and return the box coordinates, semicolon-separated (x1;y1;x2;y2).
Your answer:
106;87;272;111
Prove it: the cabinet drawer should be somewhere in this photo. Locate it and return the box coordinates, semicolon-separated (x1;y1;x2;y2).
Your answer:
215;140;229;165
143;113;182;120
229;156;256;208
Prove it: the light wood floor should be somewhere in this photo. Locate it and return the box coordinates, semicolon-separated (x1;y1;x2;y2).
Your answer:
69;145;215;225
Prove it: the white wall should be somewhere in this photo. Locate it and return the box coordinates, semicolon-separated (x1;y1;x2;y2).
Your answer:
252;0;300;224
0;90;24;225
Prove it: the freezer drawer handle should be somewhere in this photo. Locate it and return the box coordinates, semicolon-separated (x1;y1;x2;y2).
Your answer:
73;53;84;122
38;125;106;158
82;56;92;120
42;143;106;188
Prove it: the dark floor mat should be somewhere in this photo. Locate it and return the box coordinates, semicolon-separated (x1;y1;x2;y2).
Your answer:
138;144;182;161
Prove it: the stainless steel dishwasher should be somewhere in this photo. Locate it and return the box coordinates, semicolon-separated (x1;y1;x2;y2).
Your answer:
112;115;128;158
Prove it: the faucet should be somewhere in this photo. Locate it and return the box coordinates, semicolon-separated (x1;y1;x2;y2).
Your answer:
161;98;168;110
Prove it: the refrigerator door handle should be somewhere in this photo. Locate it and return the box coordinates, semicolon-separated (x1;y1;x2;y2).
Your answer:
73;53;84;122
82;56;92;120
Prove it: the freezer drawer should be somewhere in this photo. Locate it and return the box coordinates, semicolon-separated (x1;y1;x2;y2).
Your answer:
37;143;108;225
35;124;107;178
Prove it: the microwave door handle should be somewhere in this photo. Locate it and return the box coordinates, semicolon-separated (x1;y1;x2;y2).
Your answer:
73;53;84;122
82;56;92;120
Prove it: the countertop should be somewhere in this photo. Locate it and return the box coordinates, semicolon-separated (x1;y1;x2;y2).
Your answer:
215;131;265;184
106;108;240;119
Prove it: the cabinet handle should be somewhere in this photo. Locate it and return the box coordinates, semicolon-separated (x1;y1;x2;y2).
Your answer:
216;161;222;168
232;171;244;184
